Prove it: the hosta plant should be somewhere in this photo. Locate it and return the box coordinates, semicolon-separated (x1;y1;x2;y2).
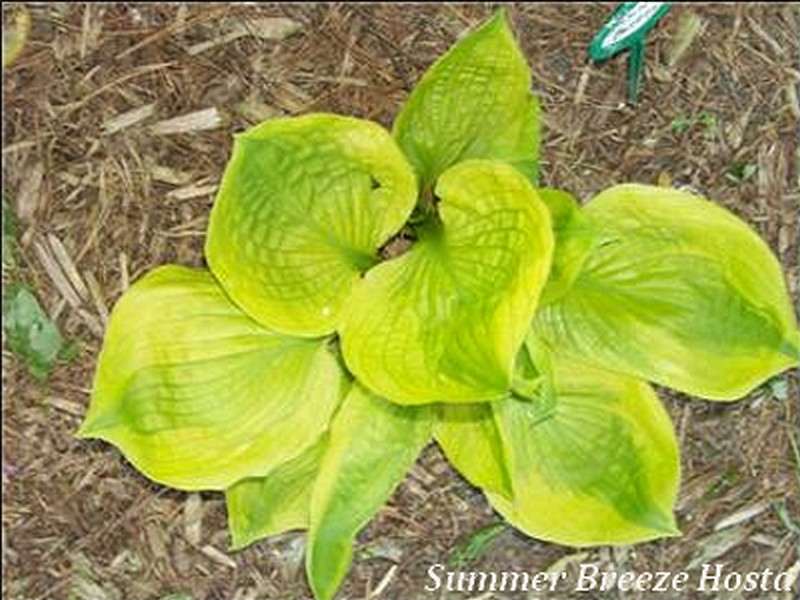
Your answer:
79;10;800;600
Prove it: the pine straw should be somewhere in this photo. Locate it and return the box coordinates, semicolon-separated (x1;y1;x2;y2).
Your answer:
2;4;799;599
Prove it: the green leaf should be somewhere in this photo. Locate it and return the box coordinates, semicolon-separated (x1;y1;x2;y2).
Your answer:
447;522;508;568
726;162;757;184
489;337;681;547
2;284;64;380
77;266;345;490
535;184;800;400
307;385;432;600
536;188;597;306
340;160;553;405
226;435;327;550
393;10;540;190
206;114;417;337
435;403;512;498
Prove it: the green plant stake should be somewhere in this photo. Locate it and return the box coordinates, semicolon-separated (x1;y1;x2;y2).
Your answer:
588;2;672;104
78;10;800;600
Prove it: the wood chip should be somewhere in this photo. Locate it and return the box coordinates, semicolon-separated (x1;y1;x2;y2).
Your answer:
16;161;44;223
781;560;800;600
83;270;109;324
750;533;780;547
545;551;590;576
150;164;192;186
786;81;800;120
102;103;156;135
33;238;83;308
687;526;748;570
2;139;37;154
201;544;237;569
746;16;784;57
370;564;398;598
59;62;174;116
183;493;203;547
77;307;104;338
80;5;102;60
166;182;218;200
186;17;301;55
46;397;86;416
573;67;590;105
272;82;313;114
48;234;90;303
119;251;129;292
150;108;223;135
235;94;281;123
145;523;169;560
714;501;771;531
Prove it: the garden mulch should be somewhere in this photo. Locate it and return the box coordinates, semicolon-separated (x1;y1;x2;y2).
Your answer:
2;4;799;600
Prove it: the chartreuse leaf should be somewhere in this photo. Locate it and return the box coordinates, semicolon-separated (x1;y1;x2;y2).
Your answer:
435;404;511;498
433;330;554;500
488;336;680;547
536;188;597;305
535;184;800;400
226;436;326;550
340;160;553;405
206;114;417;337
307;385;432;600
393;9;540;190
77;266;345;490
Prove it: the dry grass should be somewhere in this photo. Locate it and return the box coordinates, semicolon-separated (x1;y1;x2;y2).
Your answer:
2;3;799;600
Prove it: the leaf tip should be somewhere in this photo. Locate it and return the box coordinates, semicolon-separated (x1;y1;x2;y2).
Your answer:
74;419;97;440
225;501;254;552
491;7;508;21
306;556;334;600
227;533;250;553
780;331;800;363
74;406;120;440
485;7;512;33
645;509;682;539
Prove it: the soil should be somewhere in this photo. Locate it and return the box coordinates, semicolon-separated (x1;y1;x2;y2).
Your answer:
2;4;799;600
